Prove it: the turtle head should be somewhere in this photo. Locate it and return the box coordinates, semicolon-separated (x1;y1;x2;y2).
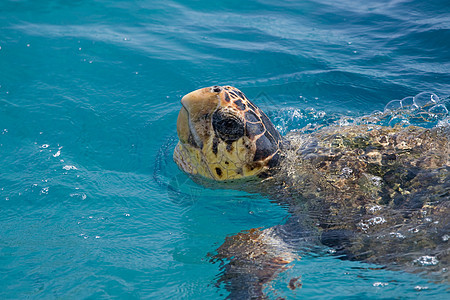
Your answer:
174;85;283;181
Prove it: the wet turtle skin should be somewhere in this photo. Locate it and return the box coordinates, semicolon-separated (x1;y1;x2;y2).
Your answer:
174;86;450;298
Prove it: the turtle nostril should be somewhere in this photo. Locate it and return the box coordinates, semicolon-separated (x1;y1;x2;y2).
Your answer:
212;86;222;93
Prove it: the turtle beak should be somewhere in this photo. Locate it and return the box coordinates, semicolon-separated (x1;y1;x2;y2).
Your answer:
180;87;221;120
176;106;190;143
177;88;209;144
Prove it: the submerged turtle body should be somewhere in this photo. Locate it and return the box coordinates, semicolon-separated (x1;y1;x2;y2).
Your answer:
265;124;449;267
174;86;450;298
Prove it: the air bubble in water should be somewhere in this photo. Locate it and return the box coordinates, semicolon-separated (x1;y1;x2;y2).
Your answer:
428;104;448;117
63;165;78;170
384;100;402;112
400;96;417;110
413;92;439;108
388;115;409;127
373;282;389;287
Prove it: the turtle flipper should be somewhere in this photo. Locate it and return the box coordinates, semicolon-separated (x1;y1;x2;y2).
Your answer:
210;227;301;299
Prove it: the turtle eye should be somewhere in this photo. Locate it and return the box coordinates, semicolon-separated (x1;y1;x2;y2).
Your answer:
212;110;244;141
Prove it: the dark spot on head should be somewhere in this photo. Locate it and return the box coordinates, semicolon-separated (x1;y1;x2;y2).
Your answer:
234;99;246;111
212;136;219;155
247;100;258;110
236;168;243;175
245;110;260;123
228;89;246;99
235;90;246;99
226;142;233;152
215;167;222;177
253;133;277;161
246;121;265;139
225;161;229;165
229;91;239;98
259;110;281;141
224;92;230;102
265;130;276;144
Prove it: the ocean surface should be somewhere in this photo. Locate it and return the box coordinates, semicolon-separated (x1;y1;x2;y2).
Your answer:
1;0;449;299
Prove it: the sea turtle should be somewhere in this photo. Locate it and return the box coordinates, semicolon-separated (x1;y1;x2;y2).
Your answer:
174;86;450;298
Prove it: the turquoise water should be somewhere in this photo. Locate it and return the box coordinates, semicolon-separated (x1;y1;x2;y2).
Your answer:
1;0;449;299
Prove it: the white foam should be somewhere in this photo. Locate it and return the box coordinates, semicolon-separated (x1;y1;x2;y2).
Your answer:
63;165;77;170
